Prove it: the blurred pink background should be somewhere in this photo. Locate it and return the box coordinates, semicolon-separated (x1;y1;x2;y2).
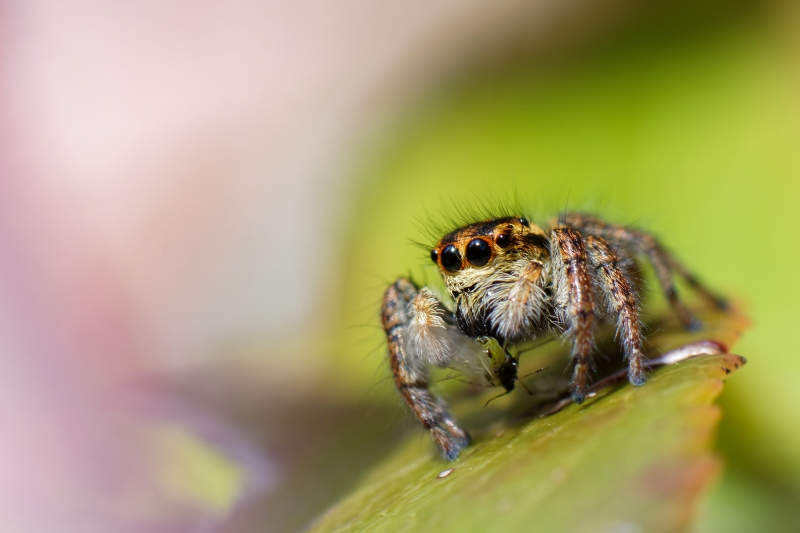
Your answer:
0;1;579;531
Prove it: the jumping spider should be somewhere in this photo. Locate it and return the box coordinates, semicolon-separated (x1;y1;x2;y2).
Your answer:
380;213;727;460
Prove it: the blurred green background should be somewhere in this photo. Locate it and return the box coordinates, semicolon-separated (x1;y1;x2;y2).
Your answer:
324;0;800;530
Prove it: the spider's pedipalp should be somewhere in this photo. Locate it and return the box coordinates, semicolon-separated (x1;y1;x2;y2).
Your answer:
406;288;451;367
486;259;548;342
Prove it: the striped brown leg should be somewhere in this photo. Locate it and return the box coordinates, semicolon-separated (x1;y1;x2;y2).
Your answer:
381;278;469;460
561;213;726;330
585;236;646;386
664;254;729;311
550;228;595;404
638;236;701;330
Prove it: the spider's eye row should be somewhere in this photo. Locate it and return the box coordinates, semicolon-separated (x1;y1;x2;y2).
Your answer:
440;245;462;272
495;233;511;248
466;238;492;266
430;248;439;263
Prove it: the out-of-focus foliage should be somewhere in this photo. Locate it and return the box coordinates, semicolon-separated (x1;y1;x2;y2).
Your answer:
328;1;800;530
310;303;746;533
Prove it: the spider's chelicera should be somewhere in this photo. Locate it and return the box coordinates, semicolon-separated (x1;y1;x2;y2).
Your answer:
380;212;727;460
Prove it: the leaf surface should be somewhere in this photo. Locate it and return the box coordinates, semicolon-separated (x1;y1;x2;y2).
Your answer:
309;306;747;533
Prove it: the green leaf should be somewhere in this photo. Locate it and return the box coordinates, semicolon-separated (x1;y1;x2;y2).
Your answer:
308;306;747;533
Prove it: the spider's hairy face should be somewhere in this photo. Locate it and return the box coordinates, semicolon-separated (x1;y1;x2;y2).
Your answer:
430;217;550;342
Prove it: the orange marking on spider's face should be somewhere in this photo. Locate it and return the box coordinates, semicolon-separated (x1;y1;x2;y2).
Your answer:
430;217;543;274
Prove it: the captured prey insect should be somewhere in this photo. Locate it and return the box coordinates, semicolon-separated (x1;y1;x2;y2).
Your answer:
380;212;728;460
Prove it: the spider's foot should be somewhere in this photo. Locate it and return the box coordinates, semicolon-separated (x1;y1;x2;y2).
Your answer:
677;311;703;331
435;429;470;462
713;297;730;312
684;317;703;332
442;449;460;461
629;369;647;387
675;304;703;331
571;388;586;405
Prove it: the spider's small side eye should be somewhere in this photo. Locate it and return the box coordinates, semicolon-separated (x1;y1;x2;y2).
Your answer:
495;233;511;248
466;238;492;266
519;218;529;227
440;245;462;271
430;249;439;263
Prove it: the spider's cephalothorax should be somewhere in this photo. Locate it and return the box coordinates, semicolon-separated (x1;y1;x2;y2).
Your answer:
380;213;727;460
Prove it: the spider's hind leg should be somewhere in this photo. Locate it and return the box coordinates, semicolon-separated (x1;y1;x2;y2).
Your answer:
381;278;469;460
561;213;727;330
664;253;729;312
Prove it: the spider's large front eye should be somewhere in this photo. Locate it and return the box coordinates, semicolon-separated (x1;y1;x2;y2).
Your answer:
440;245;462;272
466;238;491;266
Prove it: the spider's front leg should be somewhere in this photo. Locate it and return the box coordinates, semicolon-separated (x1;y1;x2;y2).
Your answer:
584;236;646;386
550;228;596;403
381;278;470;460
